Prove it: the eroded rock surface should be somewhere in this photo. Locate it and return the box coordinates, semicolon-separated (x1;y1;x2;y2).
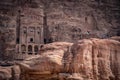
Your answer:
0;65;20;80
18;37;120;80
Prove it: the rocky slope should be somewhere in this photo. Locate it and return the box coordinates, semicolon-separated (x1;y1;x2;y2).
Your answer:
17;37;120;80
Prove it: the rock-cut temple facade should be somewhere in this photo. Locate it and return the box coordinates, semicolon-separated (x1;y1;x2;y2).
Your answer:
15;7;44;60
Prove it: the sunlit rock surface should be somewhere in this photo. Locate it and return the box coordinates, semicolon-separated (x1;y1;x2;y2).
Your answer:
18;37;120;80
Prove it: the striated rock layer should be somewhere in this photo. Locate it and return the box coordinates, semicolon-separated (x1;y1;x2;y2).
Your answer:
0;65;20;80
18;37;120;80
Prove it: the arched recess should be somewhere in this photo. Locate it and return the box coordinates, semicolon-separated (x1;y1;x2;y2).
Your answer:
34;45;38;52
28;45;32;52
21;45;26;52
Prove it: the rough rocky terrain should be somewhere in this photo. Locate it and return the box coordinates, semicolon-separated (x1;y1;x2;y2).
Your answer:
16;37;120;80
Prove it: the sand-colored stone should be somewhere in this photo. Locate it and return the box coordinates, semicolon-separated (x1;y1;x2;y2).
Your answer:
18;37;120;80
0;65;20;80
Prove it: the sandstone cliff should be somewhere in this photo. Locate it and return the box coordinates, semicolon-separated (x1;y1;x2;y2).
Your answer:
0;0;120;43
18;37;120;80
0;0;120;60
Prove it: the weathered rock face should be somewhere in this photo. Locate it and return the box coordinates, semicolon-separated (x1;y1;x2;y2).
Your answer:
43;0;120;42
18;37;120;80
0;65;20;80
0;0;120;60
0;0;119;41
19;42;73;80
110;36;120;42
